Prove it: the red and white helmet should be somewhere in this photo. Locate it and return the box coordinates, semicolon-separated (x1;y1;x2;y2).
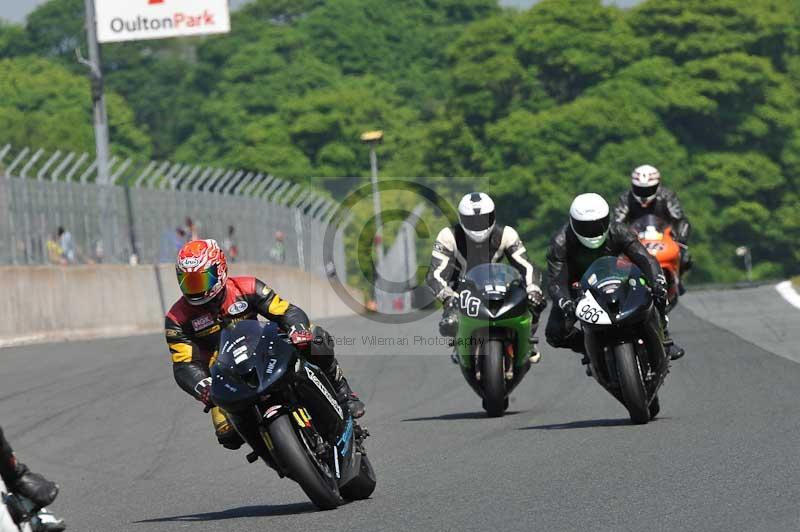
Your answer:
631;165;661;206
176;239;228;306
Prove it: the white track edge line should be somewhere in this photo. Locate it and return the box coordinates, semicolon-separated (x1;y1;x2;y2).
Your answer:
775;280;800;310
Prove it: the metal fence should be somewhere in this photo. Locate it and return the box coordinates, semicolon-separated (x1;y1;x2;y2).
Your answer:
0;144;347;279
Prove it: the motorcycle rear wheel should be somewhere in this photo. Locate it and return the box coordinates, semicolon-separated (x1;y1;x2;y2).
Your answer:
480;339;507;417
266;415;343;510
614;343;650;424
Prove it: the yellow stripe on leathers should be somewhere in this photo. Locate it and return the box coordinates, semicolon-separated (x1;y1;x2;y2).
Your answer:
207;352;234;438
169;343;193;363
210;407;232;434
268;294;290;315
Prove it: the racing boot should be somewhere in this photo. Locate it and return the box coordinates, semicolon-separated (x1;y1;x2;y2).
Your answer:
662;327;685;361
212;407;244;450
31;507;67;532
529;335;541;364
661;315;685;360
450;350;459;365
5;492;65;532
326;363;365;419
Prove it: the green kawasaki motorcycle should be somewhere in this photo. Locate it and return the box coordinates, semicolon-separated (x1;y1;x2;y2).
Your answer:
454;263;534;417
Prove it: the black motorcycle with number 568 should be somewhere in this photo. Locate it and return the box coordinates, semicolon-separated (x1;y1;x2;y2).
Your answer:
210;320;376;510
575;257;670;424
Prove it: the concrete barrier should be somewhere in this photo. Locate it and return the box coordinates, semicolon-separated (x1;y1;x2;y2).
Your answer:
0;263;359;347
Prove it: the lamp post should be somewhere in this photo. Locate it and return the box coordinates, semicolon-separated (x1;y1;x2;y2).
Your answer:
361;130;385;263
736;246;753;282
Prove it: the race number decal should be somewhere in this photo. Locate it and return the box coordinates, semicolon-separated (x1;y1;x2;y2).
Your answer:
459;290;481;318
575;292;611;325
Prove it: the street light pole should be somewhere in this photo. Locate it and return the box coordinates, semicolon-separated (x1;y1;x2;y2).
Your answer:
736;246;753;282
361;131;385;263
81;0;111;185
369;145;384;263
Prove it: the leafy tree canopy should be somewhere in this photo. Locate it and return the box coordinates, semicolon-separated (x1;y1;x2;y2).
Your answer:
1;0;798;282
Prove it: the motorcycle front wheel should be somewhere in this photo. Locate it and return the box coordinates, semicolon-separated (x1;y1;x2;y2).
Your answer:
480;339;507;417
614;343;650;424
266;414;343;510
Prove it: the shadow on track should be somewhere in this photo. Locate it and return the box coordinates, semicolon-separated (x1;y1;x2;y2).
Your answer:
134;502;315;523
403;411;521;422
519;418;633;430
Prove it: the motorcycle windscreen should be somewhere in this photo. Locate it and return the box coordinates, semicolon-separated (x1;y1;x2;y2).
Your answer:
461;263;523;298
580;256;650;324
630;214;670;239
211;320;295;409
580;256;643;290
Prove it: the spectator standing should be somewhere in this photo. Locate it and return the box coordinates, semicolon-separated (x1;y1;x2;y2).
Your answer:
46;231;65;265
184;217;200;241
57;227;76;264
270;231;286;264
159;227;187;263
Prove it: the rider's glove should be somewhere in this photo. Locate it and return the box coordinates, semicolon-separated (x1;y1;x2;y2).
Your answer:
527;286;547;313
439;297;459;337
652;273;669;309
558;297;577;318
289;324;314;348
193;377;213;407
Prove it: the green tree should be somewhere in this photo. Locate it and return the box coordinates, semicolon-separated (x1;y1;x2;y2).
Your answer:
0;57;149;159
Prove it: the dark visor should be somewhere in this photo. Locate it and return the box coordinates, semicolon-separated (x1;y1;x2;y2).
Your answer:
461;211;495;231
572;216;609;238
633;184;659;199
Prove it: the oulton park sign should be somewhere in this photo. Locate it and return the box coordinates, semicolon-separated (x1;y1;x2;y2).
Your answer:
95;0;231;43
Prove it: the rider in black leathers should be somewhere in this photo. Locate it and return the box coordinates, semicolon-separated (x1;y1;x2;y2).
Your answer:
1;426;65;530
613;165;693;286
545;193;684;362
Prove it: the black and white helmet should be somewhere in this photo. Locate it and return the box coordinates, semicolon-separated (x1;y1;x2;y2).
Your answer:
458;192;496;243
631;164;661;206
569;193;610;249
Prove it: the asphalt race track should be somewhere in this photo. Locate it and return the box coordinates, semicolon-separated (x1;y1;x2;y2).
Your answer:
1;291;799;532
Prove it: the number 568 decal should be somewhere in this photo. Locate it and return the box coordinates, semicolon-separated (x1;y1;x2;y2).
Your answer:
460;290;481;317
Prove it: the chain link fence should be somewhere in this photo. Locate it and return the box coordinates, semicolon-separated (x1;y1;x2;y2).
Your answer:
0;144;347;279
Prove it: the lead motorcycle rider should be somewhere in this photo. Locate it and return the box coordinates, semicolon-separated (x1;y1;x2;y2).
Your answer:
426;192;547;362
613;164;693;290
0;426;65;531
165;239;365;451
545;193;685;364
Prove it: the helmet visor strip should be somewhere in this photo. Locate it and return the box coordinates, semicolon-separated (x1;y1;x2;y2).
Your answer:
571;216;609;238
632;184;659;200
460;211;496;231
177;265;219;298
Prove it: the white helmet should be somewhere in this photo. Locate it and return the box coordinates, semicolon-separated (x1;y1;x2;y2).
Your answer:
570;193;610;249
631;164;661;206
458;192;496;243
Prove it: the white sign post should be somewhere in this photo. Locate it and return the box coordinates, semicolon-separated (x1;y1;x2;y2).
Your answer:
95;0;231;43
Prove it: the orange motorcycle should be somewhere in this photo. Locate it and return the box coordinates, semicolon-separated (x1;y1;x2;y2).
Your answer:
631;215;681;311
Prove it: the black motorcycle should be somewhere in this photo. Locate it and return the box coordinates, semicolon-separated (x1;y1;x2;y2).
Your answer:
574;257;670;424
210;320;376;510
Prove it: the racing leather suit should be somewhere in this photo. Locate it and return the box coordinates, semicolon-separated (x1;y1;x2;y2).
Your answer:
426;224;545;336
613;186;692;273
165;276;361;447
545;222;665;353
